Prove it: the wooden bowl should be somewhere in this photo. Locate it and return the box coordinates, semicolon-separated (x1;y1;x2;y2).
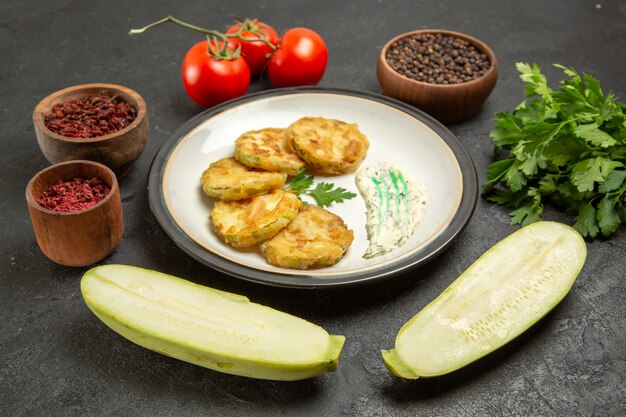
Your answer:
26;160;124;267
33;83;148;178
377;29;498;124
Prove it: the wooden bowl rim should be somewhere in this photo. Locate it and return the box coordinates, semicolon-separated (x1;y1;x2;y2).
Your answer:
25;160;120;216
32;83;147;144
378;29;499;89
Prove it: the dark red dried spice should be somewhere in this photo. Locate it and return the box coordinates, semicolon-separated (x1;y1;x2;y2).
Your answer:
37;177;111;212
44;90;137;138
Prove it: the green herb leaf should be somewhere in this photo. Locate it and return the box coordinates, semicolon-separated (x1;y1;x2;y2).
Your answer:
483;159;515;190
519;154;547;176
510;202;542;226
504;161;527;192
570;157;623;192
486;189;529;207
598;95;622;122
599;170;626;193
583;73;604;106
286;169;314;195
538;174;559;195
490;113;524;147
542;136;589;167
553;63;578;79
573;203;600;238
574;123;618;148
520;121;565;155
516;62;553;101
308;182;357;207
286;170;356;207
486;190;514;205
597;196;621;237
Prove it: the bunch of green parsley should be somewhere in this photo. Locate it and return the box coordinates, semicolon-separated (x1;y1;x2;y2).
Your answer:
484;63;626;238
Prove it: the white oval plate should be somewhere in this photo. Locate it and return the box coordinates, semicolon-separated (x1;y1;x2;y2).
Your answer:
148;88;478;288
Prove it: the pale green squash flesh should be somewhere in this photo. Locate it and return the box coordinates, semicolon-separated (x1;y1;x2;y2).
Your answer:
81;265;345;381
382;221;586;379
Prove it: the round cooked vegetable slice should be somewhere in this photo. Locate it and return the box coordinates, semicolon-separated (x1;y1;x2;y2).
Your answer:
201;157;287;201
286;117;369;174
235;128;305;176
81;264;345;381
260;205;354;269
211;189;302;247
382;221;587;379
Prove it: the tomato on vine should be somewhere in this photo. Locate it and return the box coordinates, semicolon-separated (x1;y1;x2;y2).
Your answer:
225;19;279;76
268;28;328;88
181;39;250;107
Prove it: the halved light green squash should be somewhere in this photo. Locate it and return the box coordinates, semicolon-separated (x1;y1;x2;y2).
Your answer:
382;221;586;379
81;265;344;381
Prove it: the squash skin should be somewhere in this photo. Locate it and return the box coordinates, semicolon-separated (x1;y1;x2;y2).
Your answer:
81;265;345;381
382;222;586;379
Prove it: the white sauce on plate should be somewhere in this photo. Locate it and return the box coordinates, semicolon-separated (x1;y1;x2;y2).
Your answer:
355;162;428;258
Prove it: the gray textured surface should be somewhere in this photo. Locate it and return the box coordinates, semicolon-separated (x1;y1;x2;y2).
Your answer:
2;0;625;416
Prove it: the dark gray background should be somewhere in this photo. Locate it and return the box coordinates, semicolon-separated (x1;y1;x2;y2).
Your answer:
2;0;625;416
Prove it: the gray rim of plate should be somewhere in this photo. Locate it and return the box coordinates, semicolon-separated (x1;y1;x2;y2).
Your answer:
147;87;479;289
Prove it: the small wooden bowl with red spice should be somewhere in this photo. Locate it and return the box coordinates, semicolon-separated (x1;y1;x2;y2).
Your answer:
377;29;498;124
33;83;148;178
26;160;124;267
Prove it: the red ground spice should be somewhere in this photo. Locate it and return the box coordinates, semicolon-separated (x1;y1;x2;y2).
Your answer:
44;90;137;138
37;177;111;212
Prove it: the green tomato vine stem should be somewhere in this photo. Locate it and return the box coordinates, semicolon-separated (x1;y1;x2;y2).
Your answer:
129;15;277;53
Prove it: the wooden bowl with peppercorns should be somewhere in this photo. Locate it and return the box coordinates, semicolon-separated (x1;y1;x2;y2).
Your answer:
26;160;124;267
33;83;148;178
377;29;498;124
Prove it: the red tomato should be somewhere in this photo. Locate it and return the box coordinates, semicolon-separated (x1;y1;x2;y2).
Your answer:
268;28;328;88
181;40;251;107
226;19;279;76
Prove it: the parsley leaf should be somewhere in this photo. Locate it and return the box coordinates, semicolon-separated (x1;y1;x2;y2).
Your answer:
574;123;618;148
484;63;626;238
599;170;626;193
519;121;565;154
308;183;357;207
516;62;553;102
287;169;314;195
598;196;621;237
286;169;356;207
573;203;600;238
504;160;527;192
484;159;515;190
570;157;622;192
510;203;543;226
490;113;524;147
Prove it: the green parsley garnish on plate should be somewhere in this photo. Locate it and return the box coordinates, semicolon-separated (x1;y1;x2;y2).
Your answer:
287;169;356;207
484;62;626;238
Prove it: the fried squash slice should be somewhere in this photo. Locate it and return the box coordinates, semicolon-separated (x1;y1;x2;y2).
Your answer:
235;128;305;176
286;117;369;175
201;157;287;201
211;189;302;248
260;205;354;269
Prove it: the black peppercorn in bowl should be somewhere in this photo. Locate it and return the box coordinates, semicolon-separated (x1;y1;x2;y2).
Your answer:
33;83;149;178
377;29;498;124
